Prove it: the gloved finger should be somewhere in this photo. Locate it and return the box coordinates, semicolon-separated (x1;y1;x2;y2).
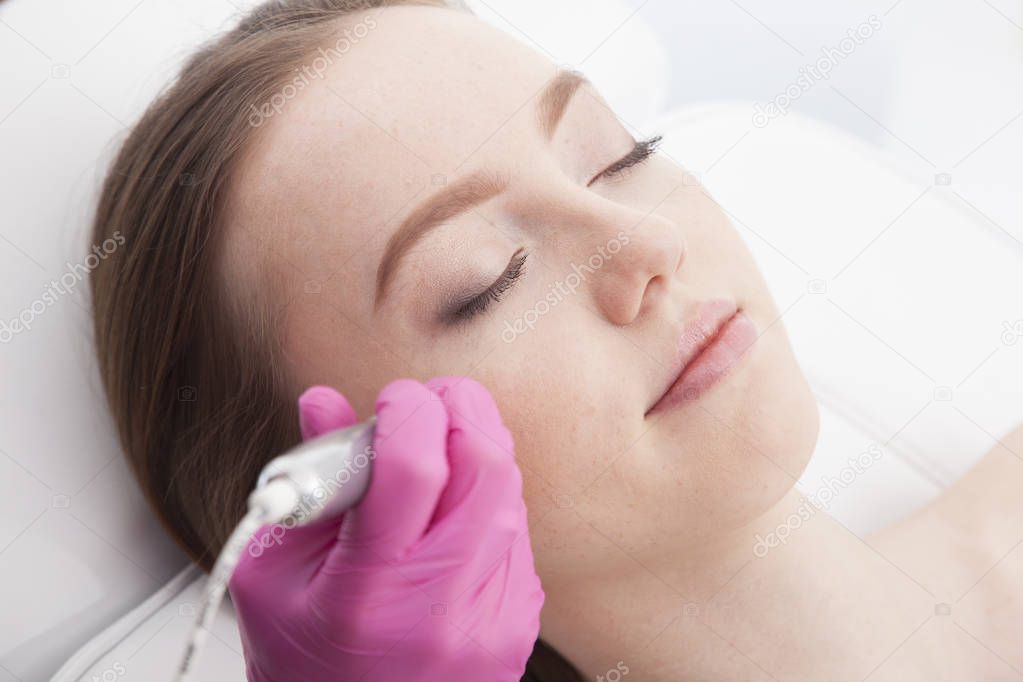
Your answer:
255;385;359;496
332;378;450;562
422;377;526;564
298;385;358;439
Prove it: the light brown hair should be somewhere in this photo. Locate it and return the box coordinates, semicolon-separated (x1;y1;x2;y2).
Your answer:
88;1;583;679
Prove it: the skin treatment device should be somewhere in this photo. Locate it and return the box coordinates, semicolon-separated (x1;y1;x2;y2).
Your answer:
174;417;377;681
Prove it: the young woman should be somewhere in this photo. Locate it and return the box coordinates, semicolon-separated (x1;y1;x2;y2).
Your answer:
89;0;1023;679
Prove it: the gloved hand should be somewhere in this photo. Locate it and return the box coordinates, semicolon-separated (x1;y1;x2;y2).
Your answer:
229;377;544;682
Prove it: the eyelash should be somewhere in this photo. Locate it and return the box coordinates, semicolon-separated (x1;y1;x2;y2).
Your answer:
589;135;662;185
446;136;660;324
448;247;528;323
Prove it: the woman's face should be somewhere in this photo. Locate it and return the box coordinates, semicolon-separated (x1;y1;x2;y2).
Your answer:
225;5;819;582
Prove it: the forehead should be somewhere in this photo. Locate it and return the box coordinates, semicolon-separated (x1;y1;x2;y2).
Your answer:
226;5;558;304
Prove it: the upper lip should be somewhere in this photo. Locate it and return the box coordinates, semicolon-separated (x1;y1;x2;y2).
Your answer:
646;299;739;414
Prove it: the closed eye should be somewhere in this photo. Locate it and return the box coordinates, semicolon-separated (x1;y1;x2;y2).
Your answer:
445;247;528;324
439;136;660;325
587;135;662;186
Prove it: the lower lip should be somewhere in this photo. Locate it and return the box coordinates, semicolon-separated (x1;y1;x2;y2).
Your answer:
647;311;758;416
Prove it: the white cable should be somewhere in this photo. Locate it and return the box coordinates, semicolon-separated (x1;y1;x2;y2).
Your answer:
172;419;374;680
174;479;300;682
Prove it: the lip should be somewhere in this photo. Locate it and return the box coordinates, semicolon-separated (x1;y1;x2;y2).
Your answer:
645;299;758;417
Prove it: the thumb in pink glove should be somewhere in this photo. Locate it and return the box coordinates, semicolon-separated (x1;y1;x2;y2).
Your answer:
229;377;545;682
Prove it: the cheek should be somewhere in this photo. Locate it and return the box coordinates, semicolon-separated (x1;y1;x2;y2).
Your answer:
475;343;615;488
281;289;418;419
458;312;640;513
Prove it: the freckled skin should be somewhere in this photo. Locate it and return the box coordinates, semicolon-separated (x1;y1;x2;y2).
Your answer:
222;6;1021;680
226;2;818;565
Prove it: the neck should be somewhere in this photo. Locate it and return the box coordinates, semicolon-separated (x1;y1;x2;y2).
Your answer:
541;487;933;681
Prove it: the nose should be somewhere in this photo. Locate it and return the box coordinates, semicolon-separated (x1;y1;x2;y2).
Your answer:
556;193;685;326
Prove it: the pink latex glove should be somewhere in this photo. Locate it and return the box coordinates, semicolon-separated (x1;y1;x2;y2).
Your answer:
229;377;544;682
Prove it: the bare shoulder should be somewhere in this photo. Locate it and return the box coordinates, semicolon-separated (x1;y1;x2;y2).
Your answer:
868;422;1023;596
997;421;1023;454
956;421;1023;497
938;421;1023;548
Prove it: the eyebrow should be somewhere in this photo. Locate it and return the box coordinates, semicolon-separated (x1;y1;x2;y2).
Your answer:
374;70;588;309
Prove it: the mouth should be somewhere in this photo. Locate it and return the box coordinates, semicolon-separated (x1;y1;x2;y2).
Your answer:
645;299;758;417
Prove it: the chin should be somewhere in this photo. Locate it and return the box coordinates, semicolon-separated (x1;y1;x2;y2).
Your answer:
584;322;820;557
673;321;821;536
730;332;821;521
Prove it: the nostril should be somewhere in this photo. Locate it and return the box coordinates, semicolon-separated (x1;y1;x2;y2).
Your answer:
638;272;671;318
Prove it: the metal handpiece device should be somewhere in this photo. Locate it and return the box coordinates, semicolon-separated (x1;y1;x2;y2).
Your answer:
255;416;377;524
